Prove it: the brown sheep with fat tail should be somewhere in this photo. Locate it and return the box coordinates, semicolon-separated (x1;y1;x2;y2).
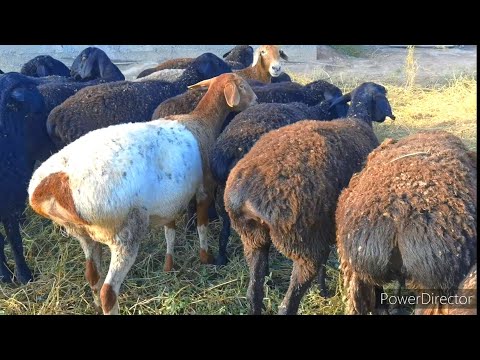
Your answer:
336;131;477;315
225;82;395;315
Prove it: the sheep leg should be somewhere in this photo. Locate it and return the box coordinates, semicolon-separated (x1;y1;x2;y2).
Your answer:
387;278;408;315
3;218;32;284
246;244;270;315
317;265;330;298
374;286;390;315
215;187;231;266
99;207;147;315
100;242;139;315
278;259;316;315
344;271;376;315
164;220;175;272
78;236;104;314
186;199;197;234
0;232;12;283
197;198;214;265
317;247;332;298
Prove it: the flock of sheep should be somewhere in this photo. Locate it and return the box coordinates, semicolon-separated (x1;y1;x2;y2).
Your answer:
0;45;476;315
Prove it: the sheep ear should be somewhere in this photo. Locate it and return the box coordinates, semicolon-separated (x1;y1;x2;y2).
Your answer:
37;64;48;77
374;94;395;122
223;49;232;58
329;93;351;109
11;88;27;102
251;47;261;67
224;82;240;107
279;49;289;61
188;78;214;90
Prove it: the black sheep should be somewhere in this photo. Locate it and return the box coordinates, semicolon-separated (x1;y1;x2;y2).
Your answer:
20;55;70;78
47;53;232;149
222;45;254;69
271;72;292;83
70;47;125;82
0;73;51;283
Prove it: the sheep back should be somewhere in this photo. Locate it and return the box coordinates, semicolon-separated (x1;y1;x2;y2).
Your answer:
225;118;379;257
336;131;477;291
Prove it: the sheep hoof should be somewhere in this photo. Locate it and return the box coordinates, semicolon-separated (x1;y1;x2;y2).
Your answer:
319;288;331;298
389;307;410;315
375;308;390;315
164;254;174;272
277;306;288;315
15;267;33;284
214;254;229;266
199;249;214;264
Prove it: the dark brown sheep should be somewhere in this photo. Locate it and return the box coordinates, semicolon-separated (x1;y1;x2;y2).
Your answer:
336;131;477;315
224;82;395;314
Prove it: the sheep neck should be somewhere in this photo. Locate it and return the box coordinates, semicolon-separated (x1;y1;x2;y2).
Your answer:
1;113;26;135
179;87;233;180
237;61;271;83
347;100;374;127
251;62;272;83
189;87;232;138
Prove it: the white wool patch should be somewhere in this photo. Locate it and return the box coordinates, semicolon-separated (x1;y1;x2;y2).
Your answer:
29;119;204;225
165;226;175;254
198;224;208;250
133;69;185;83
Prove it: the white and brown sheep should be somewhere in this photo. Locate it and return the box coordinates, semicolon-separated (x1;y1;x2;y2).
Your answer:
234;45;288;83
28;73;257;315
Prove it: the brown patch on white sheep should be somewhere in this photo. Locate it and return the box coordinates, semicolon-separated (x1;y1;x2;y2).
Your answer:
100;283;117;314
196;198;211;227
85;259;100;287
199;249;213;264
30;172;89;225
164;254;174;272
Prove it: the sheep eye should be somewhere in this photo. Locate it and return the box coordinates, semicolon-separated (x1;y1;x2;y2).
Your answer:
82;56;87;61
261;50;266;55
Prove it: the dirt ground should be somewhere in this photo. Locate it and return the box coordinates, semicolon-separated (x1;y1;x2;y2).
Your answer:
284;45;477;86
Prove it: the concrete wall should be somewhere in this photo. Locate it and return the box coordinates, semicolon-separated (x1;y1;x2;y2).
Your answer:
0;45;318;73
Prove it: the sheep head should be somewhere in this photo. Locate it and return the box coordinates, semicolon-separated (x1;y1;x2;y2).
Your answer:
252;45;288;78
188;73;257;111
